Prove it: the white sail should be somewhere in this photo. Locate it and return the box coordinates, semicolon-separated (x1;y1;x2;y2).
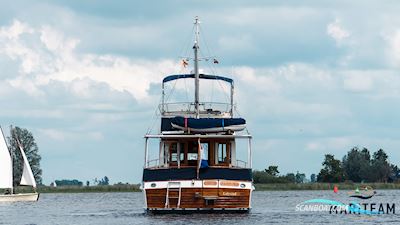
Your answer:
16;138;36;188
0;127;13;189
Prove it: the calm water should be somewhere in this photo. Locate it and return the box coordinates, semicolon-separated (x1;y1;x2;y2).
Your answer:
1;190;400;225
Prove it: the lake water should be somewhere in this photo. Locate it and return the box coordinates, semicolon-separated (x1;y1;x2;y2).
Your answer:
1;190;400;225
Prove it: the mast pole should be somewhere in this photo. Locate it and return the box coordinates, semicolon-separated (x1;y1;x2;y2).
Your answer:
193;16;200;118
8;126;14;194
161;82;165;115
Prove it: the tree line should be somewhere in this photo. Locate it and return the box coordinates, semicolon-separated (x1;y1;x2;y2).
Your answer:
253;166;307;184
254;147;400;184
55;176;110;187
317;147;400;183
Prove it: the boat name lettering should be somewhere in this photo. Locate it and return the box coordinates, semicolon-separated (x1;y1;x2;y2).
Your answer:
220;181;240;186
222;192;238;196
204;181;218;186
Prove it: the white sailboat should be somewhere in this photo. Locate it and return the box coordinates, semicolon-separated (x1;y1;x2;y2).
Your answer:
0;126;39;202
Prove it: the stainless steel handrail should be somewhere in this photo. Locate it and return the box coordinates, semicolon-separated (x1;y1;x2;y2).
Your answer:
146;158;159;168
236;159;248;168
159;102;233;115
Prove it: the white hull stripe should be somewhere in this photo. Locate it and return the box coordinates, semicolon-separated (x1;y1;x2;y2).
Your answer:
143;180;253;190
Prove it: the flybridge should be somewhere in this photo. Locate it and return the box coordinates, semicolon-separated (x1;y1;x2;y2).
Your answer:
160;73;235;118
160;17;235;120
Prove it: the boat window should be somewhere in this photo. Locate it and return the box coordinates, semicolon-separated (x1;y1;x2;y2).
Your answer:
187;141;199;166
169;143;178;162
179;143;185;162
217;143;229;164
201;143;209;160
188;153;198;160
200;142;209;168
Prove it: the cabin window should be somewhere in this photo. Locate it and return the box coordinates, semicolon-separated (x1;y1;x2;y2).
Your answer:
169;143;178;163
179;143;185;163
218;143;226;163
201;143;209;160
187;153;198;160
216;142;230;165
166;142;186;167
187;141;199;166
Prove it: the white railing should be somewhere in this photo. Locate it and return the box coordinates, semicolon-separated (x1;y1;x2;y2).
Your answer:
235;159;248;168
159;102;233;116
146;159;159;168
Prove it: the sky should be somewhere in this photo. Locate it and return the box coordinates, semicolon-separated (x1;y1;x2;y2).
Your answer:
1;0;400;184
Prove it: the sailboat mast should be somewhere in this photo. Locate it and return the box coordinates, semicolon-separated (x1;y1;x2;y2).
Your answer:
193;16;200;118
9;126;14;194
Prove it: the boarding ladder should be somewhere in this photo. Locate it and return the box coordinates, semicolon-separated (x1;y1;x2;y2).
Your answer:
165;181;182;208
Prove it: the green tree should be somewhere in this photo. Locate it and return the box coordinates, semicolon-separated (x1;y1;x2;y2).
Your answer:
370;149;391;182
317;154;345;182
295;171;306;183
285;173;296;183
252;170;297;184
310;174;316;183
342;147;371;182
98;176;110;185
389;164;400;182
7;126;42;186
104;176;109;185
55;179;83;186
265;165;279;177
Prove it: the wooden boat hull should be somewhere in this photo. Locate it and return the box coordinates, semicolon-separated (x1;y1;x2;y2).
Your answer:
0;193;39;202
143;180;253;212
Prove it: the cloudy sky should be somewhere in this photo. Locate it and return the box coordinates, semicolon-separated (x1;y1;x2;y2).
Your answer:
1;0;400;184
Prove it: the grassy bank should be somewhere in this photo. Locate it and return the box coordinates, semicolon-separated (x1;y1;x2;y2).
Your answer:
254;182;400;191
5;183;400;193
9;184;141;193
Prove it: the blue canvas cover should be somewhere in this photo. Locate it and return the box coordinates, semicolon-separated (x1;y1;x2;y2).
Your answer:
171;116;246;129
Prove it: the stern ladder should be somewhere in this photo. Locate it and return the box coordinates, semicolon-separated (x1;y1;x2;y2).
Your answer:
165;181;182;208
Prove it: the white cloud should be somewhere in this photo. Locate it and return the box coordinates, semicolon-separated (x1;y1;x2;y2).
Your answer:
0;20;41;74
88;131;104;141
306;137;352;152
327;19;350;45
38;128;104;142
342;71;373;92
384;30;400;67
8;76;45;97
218;35;255;53
0;20;181;102
0;20;33;40
40;25;79;53
306;142;322;151
38;128;67;141
232;66;281;93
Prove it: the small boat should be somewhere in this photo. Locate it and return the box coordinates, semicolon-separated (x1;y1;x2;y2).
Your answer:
170;116;246;133
0;127;39;202
348;186;376;199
